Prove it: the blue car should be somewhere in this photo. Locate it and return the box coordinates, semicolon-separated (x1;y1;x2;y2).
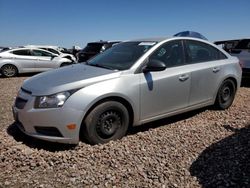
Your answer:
174;31;208;40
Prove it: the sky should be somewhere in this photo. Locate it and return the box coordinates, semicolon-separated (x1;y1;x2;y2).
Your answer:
0;0;249;48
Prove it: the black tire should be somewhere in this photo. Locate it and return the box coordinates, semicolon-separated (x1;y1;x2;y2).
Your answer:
215;79;236;110
83;101;129;144
1;64;18;77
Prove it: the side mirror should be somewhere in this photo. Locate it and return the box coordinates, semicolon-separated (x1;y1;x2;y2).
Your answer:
142;59;166;73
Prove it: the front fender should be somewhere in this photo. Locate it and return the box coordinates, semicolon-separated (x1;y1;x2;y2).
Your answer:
63;74;140;126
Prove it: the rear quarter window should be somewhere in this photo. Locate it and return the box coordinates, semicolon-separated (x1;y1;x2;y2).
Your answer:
185;40;227;64
12;49;31;56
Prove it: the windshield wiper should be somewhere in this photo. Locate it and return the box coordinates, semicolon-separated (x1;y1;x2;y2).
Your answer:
87;63;115;70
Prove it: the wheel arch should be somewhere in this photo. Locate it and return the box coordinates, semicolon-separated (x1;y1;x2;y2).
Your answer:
84;96;134;125
213;76;238;104
79;96;135;139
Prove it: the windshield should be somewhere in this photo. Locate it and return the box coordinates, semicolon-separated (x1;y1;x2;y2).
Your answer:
87;41;157;70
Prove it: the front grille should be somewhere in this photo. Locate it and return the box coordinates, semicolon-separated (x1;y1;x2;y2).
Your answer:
15;97;28;109
34;126;63;137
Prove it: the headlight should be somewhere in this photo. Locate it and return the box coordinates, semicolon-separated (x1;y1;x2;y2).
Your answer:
35;91;71;108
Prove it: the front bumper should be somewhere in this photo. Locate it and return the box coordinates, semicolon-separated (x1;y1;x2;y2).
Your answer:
12;92;84;144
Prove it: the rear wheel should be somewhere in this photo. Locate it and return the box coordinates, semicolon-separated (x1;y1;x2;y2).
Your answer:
83;101;129;144
1;64;18;77
215;79;236;110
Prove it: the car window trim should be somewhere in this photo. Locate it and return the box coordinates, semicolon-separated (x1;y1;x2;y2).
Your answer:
135;39;186;74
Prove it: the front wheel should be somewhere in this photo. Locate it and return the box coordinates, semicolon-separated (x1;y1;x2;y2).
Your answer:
83;101;129;144
215;79;236;110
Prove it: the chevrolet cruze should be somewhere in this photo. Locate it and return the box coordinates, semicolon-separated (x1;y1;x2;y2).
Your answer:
12;37;242;144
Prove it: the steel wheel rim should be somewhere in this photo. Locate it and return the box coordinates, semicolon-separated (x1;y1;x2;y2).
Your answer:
220;83;233;104
96;110;121;139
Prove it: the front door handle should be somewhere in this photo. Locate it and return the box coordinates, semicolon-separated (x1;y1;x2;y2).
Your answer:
179;74;189;81
213;67;220;73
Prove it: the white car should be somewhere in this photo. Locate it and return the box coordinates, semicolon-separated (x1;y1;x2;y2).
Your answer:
25;45;76;62
0;48;73;77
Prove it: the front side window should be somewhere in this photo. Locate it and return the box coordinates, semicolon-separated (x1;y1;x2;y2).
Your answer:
87;41;157;70
32;50;53;57
12;49;31;56
41;48;60;55
149;40;185;68
185;40;227;64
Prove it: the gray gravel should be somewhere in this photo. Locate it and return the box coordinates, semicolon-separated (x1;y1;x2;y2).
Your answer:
0;76;250;187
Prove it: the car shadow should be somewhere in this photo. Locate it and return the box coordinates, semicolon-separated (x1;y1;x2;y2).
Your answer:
128;107;208;135
7;123;77;152
0;72;39;78
190;124;250;187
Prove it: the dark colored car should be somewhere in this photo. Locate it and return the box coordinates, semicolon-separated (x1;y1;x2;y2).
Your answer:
215;39;250;79
77;41;120;62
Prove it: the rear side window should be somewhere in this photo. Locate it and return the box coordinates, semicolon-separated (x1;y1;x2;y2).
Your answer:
185;40;227;64
42;48;60;55
12;49;31;56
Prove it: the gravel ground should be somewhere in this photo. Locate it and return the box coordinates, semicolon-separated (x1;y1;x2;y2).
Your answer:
0;75;249;187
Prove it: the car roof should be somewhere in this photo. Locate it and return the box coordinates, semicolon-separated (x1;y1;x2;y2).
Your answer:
25;45;59;49
129;37;167;42
128;36;210;43
6;47;54;53
87;41;120;45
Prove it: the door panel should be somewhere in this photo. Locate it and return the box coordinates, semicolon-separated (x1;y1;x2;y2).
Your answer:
36;56;55;71
140;67;191;120
139;39;190;121
184;39;226;106
31;49;57;71
188;61;223;105
11;49;36;72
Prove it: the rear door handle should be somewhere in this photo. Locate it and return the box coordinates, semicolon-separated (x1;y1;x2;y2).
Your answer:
179;74;189;81
213;67;220;73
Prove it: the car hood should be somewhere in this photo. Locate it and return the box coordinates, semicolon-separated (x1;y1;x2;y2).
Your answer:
22;64;121;96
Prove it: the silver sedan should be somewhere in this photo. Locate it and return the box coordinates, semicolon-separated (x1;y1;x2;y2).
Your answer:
13;37;242;144
0;48;73;77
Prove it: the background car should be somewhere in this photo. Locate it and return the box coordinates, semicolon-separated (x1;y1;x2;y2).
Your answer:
13;37;241;144
174;31;208;40
215;39;250;79
24;45;76;62
0;46;12;52
77;40;120;62
0;47;73;77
